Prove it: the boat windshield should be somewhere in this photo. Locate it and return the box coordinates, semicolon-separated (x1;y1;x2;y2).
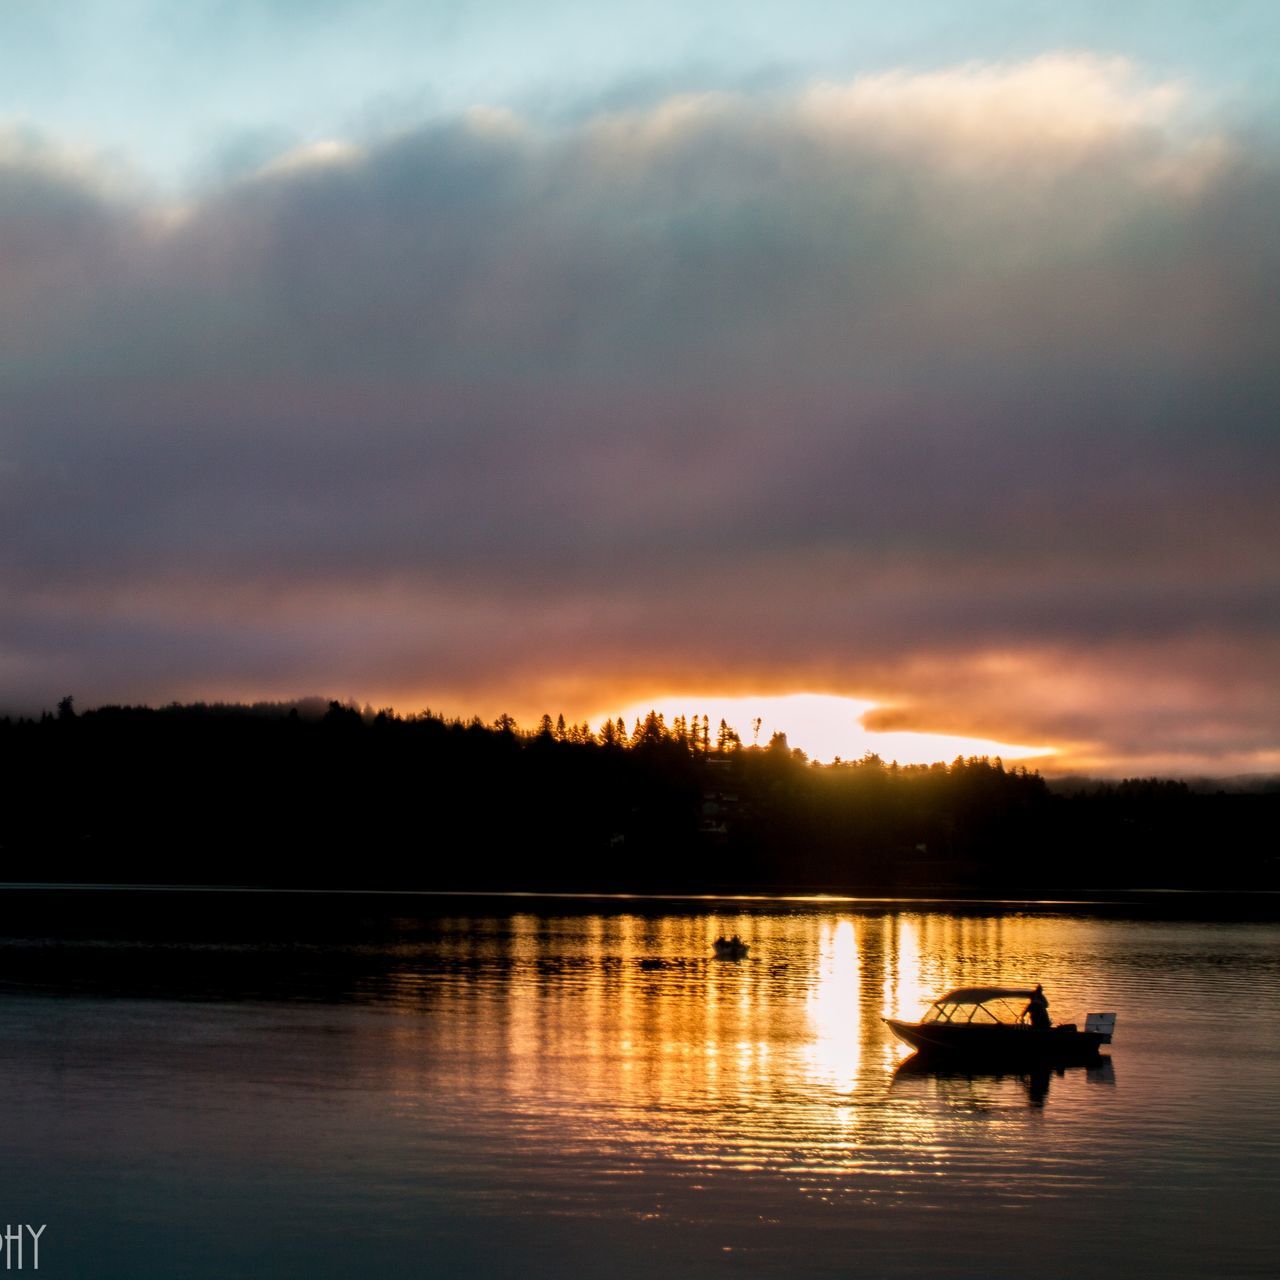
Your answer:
920;997;1029;1025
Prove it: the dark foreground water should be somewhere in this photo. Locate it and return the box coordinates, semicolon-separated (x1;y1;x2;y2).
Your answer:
0;890;1277;1279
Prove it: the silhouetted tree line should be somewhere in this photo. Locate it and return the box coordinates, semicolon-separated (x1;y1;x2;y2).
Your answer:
0;699;1275;894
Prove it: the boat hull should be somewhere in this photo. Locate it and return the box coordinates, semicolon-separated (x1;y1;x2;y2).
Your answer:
885;1018;1109;1062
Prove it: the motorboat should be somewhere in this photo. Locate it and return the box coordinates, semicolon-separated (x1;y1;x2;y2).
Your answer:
884;987;1114;1062
712;935;749;960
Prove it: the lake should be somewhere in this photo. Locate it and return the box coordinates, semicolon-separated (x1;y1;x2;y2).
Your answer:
0;889;1277;1278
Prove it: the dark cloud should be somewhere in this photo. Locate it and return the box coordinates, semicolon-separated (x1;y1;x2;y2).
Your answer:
2;59;1278;772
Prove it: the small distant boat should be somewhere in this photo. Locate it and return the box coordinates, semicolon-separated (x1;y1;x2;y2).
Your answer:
712;935;749;960
885;987;1115;1062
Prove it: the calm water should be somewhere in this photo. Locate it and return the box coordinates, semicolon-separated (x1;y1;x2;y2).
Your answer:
0;890;1277;1278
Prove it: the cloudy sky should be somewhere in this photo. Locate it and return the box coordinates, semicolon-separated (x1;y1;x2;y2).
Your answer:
2;2;1277;774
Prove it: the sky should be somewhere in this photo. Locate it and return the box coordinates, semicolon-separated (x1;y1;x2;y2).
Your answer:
1;2;1278;774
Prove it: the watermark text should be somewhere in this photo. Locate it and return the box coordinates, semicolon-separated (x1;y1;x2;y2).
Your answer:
1;1225;44;1270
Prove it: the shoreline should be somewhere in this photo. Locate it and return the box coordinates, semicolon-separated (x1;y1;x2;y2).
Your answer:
3;880;1278;918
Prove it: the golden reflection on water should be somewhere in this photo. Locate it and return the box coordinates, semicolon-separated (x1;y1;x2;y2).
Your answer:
374;908;1130;1192
804;918;861;1091
4;900;1278;1280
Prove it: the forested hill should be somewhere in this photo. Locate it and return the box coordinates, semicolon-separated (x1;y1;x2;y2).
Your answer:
2;701;1275;895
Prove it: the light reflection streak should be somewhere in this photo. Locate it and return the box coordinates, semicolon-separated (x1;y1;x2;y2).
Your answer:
371;908;1131;1196
804;918;861;1091
883;914;925;1020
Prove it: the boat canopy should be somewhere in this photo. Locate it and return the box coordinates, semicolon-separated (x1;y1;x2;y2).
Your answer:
918;987;1041;1026
932;987;1037;1004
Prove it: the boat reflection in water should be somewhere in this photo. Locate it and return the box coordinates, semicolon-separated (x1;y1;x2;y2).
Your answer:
892;1049;1116;1109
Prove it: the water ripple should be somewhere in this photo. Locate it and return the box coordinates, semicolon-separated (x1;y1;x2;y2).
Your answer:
0;897;1276;1277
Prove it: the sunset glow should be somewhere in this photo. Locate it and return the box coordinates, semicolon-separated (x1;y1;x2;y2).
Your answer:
1;4;1276;779
612;694;1054;766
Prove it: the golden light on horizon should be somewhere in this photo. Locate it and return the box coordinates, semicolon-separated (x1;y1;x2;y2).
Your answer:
609;693;1054;766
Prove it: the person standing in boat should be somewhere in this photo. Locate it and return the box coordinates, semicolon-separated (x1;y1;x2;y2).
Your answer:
1025;984;1051;1030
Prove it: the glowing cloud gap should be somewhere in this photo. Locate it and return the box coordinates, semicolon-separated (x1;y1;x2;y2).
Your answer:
611;695;1053;766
